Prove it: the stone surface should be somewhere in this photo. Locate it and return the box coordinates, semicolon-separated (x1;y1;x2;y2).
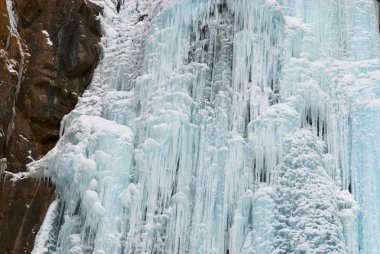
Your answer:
0;0;102;253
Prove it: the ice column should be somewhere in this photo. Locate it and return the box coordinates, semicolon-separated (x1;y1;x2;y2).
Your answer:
27;0;380;253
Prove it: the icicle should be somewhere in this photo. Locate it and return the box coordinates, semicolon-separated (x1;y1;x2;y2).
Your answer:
0;158;7;176
32;199;61;254
27;0;380;253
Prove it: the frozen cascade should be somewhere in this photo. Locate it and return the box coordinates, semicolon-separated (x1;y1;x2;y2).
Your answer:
27;0;380;253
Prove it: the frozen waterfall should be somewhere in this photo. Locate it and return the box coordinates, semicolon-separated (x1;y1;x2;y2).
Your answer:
28;0;380;253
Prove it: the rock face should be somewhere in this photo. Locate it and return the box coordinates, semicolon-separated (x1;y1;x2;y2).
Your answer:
0;0;102;253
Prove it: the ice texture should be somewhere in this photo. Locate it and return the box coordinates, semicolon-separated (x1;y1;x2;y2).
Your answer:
28;0;380;253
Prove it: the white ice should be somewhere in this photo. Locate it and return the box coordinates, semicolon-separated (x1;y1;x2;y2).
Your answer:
28;0;380;253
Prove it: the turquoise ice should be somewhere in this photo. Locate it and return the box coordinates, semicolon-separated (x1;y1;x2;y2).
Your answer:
28;0;380;253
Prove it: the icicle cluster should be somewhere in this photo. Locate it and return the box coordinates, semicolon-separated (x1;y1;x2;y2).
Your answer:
28;0;380;253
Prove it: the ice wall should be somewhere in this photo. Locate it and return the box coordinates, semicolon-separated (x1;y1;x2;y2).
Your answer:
28;0;380;253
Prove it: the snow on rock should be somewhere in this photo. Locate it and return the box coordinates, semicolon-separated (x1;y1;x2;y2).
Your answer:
41;30;53;46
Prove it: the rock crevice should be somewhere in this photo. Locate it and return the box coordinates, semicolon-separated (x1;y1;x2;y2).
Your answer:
0;0;102;253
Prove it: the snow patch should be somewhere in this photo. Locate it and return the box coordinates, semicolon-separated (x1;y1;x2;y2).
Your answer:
42;30;53;46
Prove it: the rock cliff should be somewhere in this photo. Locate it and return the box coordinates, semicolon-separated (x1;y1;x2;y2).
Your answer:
0;0;102;253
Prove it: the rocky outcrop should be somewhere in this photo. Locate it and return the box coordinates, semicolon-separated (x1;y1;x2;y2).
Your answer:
0;0;102;253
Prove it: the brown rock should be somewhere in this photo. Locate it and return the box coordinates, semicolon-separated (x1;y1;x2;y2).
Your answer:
0;0;102;253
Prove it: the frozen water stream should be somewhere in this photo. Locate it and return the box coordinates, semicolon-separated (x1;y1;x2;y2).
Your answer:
28;0;380;253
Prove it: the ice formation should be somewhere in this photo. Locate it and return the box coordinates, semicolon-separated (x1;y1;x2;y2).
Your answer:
28;0;380;253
